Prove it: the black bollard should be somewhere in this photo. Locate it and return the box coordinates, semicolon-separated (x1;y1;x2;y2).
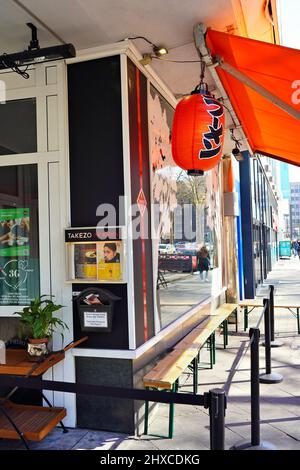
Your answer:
260;298;283;384
250;328;260;446
231;328;276;450
209;388;226;450
269;285;283;347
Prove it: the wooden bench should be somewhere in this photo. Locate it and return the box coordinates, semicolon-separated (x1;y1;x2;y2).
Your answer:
143;303;238;438
239;299;300;333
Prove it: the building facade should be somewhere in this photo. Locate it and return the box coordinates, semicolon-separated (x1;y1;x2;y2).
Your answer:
290;182;300;239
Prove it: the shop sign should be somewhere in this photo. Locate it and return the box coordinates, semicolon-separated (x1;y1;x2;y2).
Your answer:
65;227;121;242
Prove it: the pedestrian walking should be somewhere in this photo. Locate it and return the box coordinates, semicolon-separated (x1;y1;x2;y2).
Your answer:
198;246;210;282
291;240;298;257
297;240;300;259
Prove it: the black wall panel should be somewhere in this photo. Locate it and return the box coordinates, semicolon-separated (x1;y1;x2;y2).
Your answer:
68;56;128;350
68;56;124;227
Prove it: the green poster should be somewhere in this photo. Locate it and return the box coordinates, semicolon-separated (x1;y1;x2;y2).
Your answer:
0;208;30;257
0;207;39;305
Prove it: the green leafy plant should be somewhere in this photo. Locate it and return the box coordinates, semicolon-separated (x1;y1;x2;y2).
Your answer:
14;295;69;340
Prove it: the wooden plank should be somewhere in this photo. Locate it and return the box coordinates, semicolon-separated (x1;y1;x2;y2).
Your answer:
144;349;195;389
143;303;237;389
174;328;212;351
239;300;300;309
239;299;263;307
0;402;66;441
0;349;65;376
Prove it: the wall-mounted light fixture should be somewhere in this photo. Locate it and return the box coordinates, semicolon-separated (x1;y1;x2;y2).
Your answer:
152;45;168;57
230;128;244;161
122;36;168;65
231;146;244;161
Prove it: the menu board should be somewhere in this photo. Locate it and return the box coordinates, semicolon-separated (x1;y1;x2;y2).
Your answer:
65;228;125;283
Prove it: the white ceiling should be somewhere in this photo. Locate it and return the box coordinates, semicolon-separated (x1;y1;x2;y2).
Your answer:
0;0;237;95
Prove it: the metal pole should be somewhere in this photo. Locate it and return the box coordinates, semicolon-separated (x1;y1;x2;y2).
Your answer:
260;298;283;384
231;328;277;450
270;286;275;342
217;58;300;122
264;298;271;375
209;388;226;450
250;328;260;446
269;285;283;347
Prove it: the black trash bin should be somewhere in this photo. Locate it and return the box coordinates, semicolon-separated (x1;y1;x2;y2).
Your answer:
75;287;121;333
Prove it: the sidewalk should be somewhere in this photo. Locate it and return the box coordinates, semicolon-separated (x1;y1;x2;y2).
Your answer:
1;258;299;450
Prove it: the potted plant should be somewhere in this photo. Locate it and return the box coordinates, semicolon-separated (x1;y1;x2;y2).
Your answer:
14;295;69;357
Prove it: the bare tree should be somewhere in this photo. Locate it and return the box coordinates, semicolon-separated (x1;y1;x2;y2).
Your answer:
176;171;207;243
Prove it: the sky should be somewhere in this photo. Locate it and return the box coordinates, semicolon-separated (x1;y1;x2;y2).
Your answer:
276;0;300;181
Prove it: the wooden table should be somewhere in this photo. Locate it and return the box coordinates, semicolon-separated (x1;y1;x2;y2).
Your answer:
0;348;65;376
0;337;87;449
239;299;300;333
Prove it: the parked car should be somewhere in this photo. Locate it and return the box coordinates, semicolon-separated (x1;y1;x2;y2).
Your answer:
158;243;176;254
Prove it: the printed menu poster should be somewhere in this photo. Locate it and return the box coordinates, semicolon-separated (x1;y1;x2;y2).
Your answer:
74;243;97;280
97;241;122;281
72;241;123;281
0;207;39;305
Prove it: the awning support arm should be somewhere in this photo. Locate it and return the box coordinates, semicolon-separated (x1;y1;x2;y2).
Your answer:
216;56;300;122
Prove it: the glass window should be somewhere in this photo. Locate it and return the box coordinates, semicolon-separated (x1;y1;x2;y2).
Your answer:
0;164;40;305
149;85;220;330
0;98;37;155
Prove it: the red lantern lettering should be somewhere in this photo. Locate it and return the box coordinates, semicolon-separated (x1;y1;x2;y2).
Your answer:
172;93;225;175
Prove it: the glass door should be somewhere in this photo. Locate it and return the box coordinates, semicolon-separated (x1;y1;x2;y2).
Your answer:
0;164;40;307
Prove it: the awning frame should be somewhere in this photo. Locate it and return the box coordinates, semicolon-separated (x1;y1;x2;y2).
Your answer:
216;56;300;122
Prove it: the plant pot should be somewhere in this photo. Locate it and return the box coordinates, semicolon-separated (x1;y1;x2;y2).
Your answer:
27;338;48;357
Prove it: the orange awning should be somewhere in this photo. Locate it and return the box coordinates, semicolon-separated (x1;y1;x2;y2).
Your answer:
206;29;300;166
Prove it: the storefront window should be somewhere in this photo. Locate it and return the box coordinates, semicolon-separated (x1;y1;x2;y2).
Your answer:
149;85;220;329
0;98;37;155
0;164;40;305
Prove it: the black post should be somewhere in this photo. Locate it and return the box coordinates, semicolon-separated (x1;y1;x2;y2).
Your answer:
269;285;275;342
260;298;283;384
209;388;226;450
269;284;283;347
250;327;260;446
231;327;277;450
264;298;271;375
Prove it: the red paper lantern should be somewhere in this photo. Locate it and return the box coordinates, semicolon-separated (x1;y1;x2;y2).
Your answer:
172;92;225;175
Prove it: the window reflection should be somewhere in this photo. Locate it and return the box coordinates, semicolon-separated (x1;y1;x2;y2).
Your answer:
149;85;220;329
0;98;37;155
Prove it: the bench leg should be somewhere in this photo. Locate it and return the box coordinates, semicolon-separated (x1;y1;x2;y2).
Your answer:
244;307;248;331
212;332;216;364
144;387;150;435
222;321;226;349
209;337;213;369
193;356;198;395
168;380;178;438
235;308;238;333
209;333;216;367
222;320;228;349
297;308;300;335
